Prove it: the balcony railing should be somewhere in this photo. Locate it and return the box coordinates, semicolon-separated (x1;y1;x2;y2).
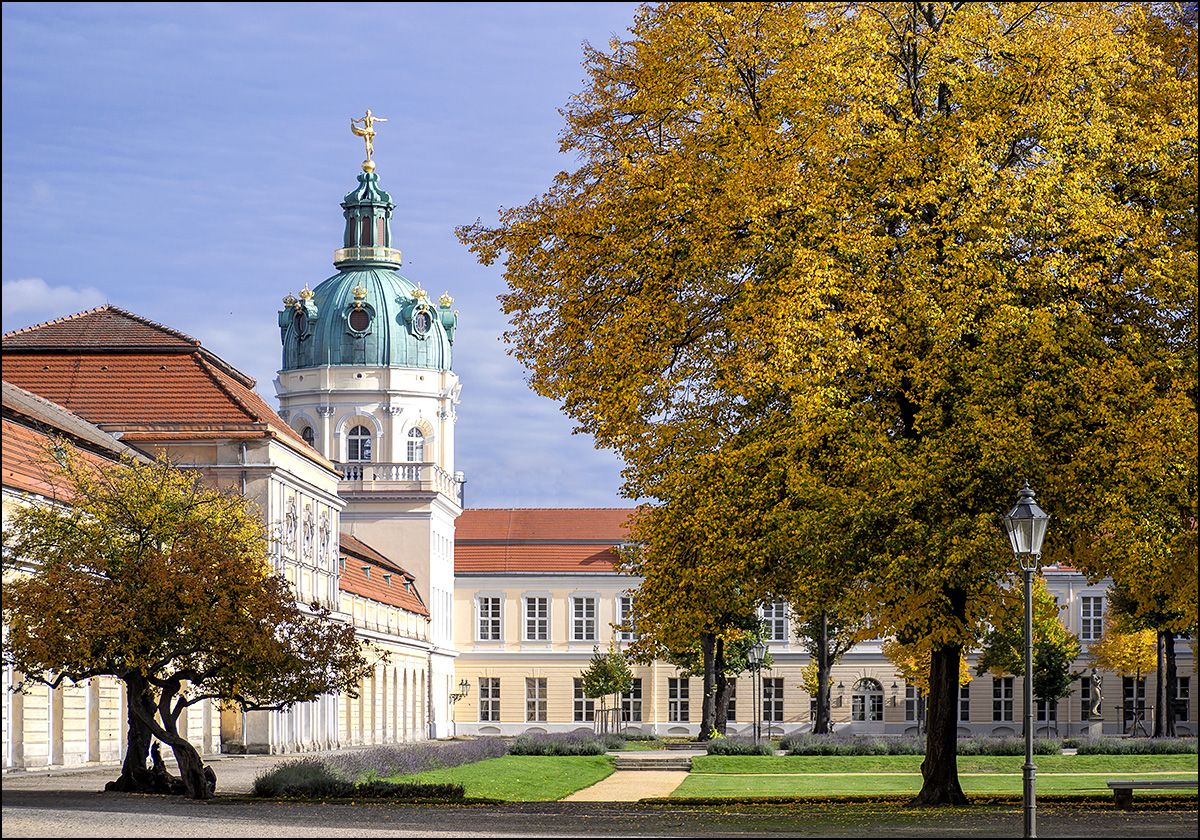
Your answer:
337;461;459;498
334;246;402;264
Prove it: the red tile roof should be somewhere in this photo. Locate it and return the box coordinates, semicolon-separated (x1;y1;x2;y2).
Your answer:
339;532;429;616
455;508;636;574
455;508;636;541
2;306;335;472
2;381;147;501
3;306;202;351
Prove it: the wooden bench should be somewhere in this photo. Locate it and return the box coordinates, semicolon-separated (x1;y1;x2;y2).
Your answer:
1106;778;1198;809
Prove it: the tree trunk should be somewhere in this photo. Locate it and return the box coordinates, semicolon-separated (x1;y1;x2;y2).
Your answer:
910;643;968;807
713;637;729;735
715;671;735;735
814;611;831;734
159;713;215;800
699;632;716;739
105;675;163;794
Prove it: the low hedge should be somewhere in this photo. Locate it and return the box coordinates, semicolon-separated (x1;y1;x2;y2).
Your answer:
508;728;608;756
706;736;776;756
253;758;464;800
1064;736;1197;755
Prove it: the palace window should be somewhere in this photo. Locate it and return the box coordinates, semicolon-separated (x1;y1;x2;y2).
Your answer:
764;677;785;723
1080;596;1104;641
347;425;372;462
478;597;501;641
617;595;638;642
668;677;689;722
851;678;882;722
959;682;970;722
993;677;1014;722
572;596;596;642
760;601;787;642
621;678;643;723
479;678;500;722
407;427;424;462
524;597;548;642
726;681;737;722
573;678;594;722
526;678;547;723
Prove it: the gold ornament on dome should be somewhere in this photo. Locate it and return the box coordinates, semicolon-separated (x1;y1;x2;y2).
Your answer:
283;292;300;309
298;284;314;300
352;283;368;309
439;292;454;307
412;283;429;301
351;110;387;172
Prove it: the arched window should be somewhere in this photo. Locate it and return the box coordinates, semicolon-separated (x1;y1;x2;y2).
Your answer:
348;425;372;462
407;427;424;462
852;678;884;722
359;217;372;246
300;425;315;446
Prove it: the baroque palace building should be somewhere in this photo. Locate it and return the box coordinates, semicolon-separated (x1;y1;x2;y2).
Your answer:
3;137;1195;773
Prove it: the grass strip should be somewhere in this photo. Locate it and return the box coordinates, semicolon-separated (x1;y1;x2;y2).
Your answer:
677;754;1197;799
382;754;614;801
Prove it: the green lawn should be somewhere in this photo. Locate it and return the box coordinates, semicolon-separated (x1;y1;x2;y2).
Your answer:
676;754;1199;799
385;755;613;801
378;752;1196;802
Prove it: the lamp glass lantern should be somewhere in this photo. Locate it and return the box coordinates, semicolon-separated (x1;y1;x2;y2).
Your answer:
1003;479;1050;569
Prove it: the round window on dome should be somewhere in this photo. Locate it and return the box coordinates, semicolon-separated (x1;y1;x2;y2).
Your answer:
413;308;432;336
348;308;371;332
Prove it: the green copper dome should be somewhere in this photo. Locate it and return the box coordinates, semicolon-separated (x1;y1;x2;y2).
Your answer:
279;170;457;371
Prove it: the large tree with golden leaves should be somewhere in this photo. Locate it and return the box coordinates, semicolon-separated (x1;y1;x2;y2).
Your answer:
3;446;376;800
460;1;1196;805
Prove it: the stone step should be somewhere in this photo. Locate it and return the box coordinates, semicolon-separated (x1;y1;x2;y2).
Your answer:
612;756;693;771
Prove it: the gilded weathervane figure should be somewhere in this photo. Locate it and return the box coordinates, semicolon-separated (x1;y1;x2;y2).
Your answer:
351;110;387;171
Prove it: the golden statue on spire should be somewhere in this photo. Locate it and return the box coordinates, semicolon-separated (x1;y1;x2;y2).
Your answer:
351;110;387;171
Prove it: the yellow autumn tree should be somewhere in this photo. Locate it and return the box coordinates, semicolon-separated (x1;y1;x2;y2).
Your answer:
3;444;376;800
459;1;1196;806
1088;611;1157;679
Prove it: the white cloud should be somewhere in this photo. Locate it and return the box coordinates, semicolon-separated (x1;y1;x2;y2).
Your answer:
1;278;107;331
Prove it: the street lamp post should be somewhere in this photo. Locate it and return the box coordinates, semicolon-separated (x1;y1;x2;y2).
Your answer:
748;640;766;744
1004;480;1051;840
448;679;471;738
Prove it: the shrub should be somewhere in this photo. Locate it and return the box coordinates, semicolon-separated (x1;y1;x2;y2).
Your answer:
1072;737;1198;755
323;738;507;781
706;736;775;756
599;732;627;750
508;728;607;756
253;758;350;798
354;780;465;800
778;734;1060;756
254;739;508;798
621;731;664;743
782;733;922;756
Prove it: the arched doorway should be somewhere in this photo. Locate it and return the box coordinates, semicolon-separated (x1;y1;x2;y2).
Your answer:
852;678;885;733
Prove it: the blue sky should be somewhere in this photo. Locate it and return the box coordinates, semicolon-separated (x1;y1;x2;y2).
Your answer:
2;1;643;509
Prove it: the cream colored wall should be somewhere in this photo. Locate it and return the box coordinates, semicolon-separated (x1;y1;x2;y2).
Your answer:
454;569;1197;738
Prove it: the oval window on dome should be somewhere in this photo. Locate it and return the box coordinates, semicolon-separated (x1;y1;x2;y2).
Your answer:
294;308;308;336
349;308;371;332
413;308;432;336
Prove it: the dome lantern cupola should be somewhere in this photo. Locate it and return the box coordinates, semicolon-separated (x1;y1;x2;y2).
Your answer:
334;170;402;271
277;112;457;374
